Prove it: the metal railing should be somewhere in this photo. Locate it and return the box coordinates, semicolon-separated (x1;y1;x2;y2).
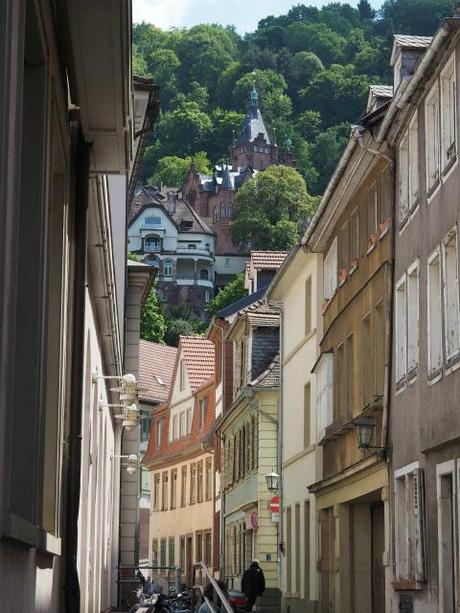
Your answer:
192;561;234;613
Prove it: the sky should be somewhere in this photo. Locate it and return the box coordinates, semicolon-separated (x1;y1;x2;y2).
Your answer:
133;0;384;34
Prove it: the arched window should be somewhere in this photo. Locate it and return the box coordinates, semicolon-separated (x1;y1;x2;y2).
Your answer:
223;204;233;218
200;269;209;281
144;235;161;252
163;260;173;277
213;205;219;223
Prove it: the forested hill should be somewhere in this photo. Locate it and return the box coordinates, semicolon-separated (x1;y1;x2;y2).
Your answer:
133;0;454;196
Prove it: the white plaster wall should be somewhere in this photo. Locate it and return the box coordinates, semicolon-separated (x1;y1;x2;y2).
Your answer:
215;255;248;276
77;291;120;613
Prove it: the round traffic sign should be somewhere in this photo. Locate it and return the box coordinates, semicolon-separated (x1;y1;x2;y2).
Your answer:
268;496;280;513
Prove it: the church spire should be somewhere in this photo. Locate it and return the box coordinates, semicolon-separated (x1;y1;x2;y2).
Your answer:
250;82;259;108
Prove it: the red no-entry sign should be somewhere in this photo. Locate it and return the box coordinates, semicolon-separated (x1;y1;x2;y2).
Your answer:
268;496;280;513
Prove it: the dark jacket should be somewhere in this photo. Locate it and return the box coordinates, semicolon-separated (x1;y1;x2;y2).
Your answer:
241;563;265;598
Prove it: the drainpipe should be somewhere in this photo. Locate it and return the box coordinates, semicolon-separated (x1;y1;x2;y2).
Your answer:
64;118;89;613
277;307;284;594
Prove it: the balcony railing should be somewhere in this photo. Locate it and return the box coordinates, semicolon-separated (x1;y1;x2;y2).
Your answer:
144;244;161;253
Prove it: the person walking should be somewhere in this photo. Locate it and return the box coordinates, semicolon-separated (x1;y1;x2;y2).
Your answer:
241;560;265;612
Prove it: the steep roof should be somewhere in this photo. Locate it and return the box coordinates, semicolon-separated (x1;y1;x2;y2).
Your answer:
238;105;271;145
250;250;289;270
249;353;280;388
179;336;215;391
139;340;177;404
129;186;214;235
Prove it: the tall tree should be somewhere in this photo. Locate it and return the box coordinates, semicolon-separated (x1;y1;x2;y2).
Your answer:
231;165;318;250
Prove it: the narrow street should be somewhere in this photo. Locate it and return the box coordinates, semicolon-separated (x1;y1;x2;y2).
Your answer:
1;1;460;613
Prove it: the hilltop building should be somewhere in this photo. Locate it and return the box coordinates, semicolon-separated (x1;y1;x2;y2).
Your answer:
128;186;215;317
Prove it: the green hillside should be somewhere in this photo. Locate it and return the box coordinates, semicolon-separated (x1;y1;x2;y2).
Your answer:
133;0;454;196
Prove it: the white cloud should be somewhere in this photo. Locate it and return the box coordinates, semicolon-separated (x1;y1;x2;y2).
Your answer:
133;0;192;29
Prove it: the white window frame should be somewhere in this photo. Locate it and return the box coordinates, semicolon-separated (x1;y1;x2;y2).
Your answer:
395;273;407;389
440;53;457;173
398;130;409;226
179;411;185;438
156;419;163;448
163;260;173;277
186;408;192;434
198;398;207;431
408;112;419;212
314;352;333;441
323;237;338;300
425;81;441;195
442;225;460;367
427;246;443;380
407;260;419;380
394;462;426;582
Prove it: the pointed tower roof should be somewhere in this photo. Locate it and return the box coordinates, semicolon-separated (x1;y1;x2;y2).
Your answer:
221;162;233;190
237;85;271;145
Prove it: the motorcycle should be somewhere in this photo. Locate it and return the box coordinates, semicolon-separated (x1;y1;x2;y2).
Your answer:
128;571;174;613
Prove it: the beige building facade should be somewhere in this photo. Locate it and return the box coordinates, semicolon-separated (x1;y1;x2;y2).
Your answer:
267;247;322;613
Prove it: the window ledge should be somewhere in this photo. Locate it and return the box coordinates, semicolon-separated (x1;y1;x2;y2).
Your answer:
407;366;418;384
349;261;358;276
366;238;378;256
428;367;442;384
396;377;406;393
442;154;457;176
392;579;425;591
39;530;62;556
427;179;440;201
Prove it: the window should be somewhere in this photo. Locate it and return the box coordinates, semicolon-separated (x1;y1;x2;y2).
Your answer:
225;257;230;267
188;243;195;249
179;359;186;391
204;530;212;566
286;506;292;594
180;411;186;437
179;536;186;572
314;353;333;441
161;472;168;511
145;236;161;252
425;81;441;194
408;113;419;211
440;54;457;172
198;398;208;430
394;464;426;582
324;238;338;300
335;343;345;422
398;131;409;225
153;473;160;510
407;262;420;379
156;419;163;447
160;538;167;567
367;181;378;240
196;531;203;564
350;207;359;266
295;504;301;595
338;221;349;276
200;269;209;280
190;463;197;504
197;461;204;503
428;248;443;379
375;300;386;395
171;469;177;510
346;333;354;419
305;277;312;334
163;260;173;277
186;408;193;434
362;314;372;406
304;501;311;600
395;275;407;388
303;383;311;448
205;457;213;501
442;227;460;365
168;537;175;567
213;205;219;223
172;414;178;440
181;466;187;507
436;461;459;611
145;215;161;226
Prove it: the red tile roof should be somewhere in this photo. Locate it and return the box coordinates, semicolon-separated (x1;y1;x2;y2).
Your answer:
139;340;177;404
180;335;215;391
250;250;289;270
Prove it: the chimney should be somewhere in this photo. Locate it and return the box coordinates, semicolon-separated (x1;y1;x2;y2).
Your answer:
167;191;176;214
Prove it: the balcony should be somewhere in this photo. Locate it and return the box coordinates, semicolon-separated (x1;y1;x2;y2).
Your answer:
144;243;161;253
176;247;213;259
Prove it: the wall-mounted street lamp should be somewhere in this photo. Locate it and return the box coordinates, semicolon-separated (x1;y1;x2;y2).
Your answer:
112;453;140;474
265;470;280;493
355;418;390;459
99;402;140;431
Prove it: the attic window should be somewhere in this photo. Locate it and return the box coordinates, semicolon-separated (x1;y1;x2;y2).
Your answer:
180;220;193;230
145;216;161;226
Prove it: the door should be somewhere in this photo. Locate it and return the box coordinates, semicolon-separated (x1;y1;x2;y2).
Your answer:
371;502;385;613
186;535;193;587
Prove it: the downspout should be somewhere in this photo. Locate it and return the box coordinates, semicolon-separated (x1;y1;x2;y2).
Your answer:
64;117;89;613
278;307;284;593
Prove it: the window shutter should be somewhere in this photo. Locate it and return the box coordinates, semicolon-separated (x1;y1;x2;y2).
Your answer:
248;419;253;472
413;467;427;581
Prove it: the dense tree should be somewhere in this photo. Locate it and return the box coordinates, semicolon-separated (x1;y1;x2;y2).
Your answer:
133;1;454;197
231;165;317;250
205;273;247;317
148;152;211;188
381;0;454;36
140;287;167;344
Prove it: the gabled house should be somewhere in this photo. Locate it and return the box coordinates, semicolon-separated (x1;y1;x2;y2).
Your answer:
244;250;289;294
303;75;393;613
266;245;322;613
143;336;216;584
219;301;281;610
128;186;215;316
